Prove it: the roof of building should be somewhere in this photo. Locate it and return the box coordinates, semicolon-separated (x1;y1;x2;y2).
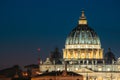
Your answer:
34;71;82;77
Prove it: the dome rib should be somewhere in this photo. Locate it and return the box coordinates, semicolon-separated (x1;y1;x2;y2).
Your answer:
66;25;101;46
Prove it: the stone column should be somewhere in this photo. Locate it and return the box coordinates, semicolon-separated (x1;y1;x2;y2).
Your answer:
79;50;81;59
87;60;89;65
96;49;99;59
78;50;80;59
82;60;85;64
92;60;94;65
67;49;69;59
95;60;97;65
66;49;67;58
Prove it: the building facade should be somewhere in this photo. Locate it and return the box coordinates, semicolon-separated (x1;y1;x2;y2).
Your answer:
38;11;120;80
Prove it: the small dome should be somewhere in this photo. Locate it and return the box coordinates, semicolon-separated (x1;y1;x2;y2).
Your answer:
116;57;120;64
104;48;116;64
50;48;62;64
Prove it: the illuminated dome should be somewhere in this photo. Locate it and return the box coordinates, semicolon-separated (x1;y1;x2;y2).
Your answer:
65;11;101;49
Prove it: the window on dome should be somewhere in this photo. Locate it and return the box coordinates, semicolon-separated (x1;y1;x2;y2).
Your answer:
70;38;72;44
94;40;96;44
82;32;85;38
81;53;85;59
82;40;84;44
88;33;91;37
76;38;78;44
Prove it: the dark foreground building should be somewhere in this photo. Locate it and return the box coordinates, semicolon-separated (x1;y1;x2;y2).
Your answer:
31;71;83;80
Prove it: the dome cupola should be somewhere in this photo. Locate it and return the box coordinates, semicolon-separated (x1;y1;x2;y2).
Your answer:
78;10;87;25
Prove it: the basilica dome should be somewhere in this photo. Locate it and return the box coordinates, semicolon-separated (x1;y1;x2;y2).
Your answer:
66;24;100;45
65;11;101;49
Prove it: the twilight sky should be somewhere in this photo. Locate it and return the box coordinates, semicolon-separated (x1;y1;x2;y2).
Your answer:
0;0;120;69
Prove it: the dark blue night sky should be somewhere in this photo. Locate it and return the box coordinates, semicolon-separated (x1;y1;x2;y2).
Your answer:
0;0;120;69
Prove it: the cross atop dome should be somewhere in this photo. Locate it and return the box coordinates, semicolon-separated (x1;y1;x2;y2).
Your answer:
78;10;87;25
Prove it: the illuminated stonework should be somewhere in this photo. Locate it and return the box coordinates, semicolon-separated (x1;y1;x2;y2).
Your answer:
38;10;120;80
78;11;87;25
63;10;103;60
63;49;103;60
65;44;101;49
